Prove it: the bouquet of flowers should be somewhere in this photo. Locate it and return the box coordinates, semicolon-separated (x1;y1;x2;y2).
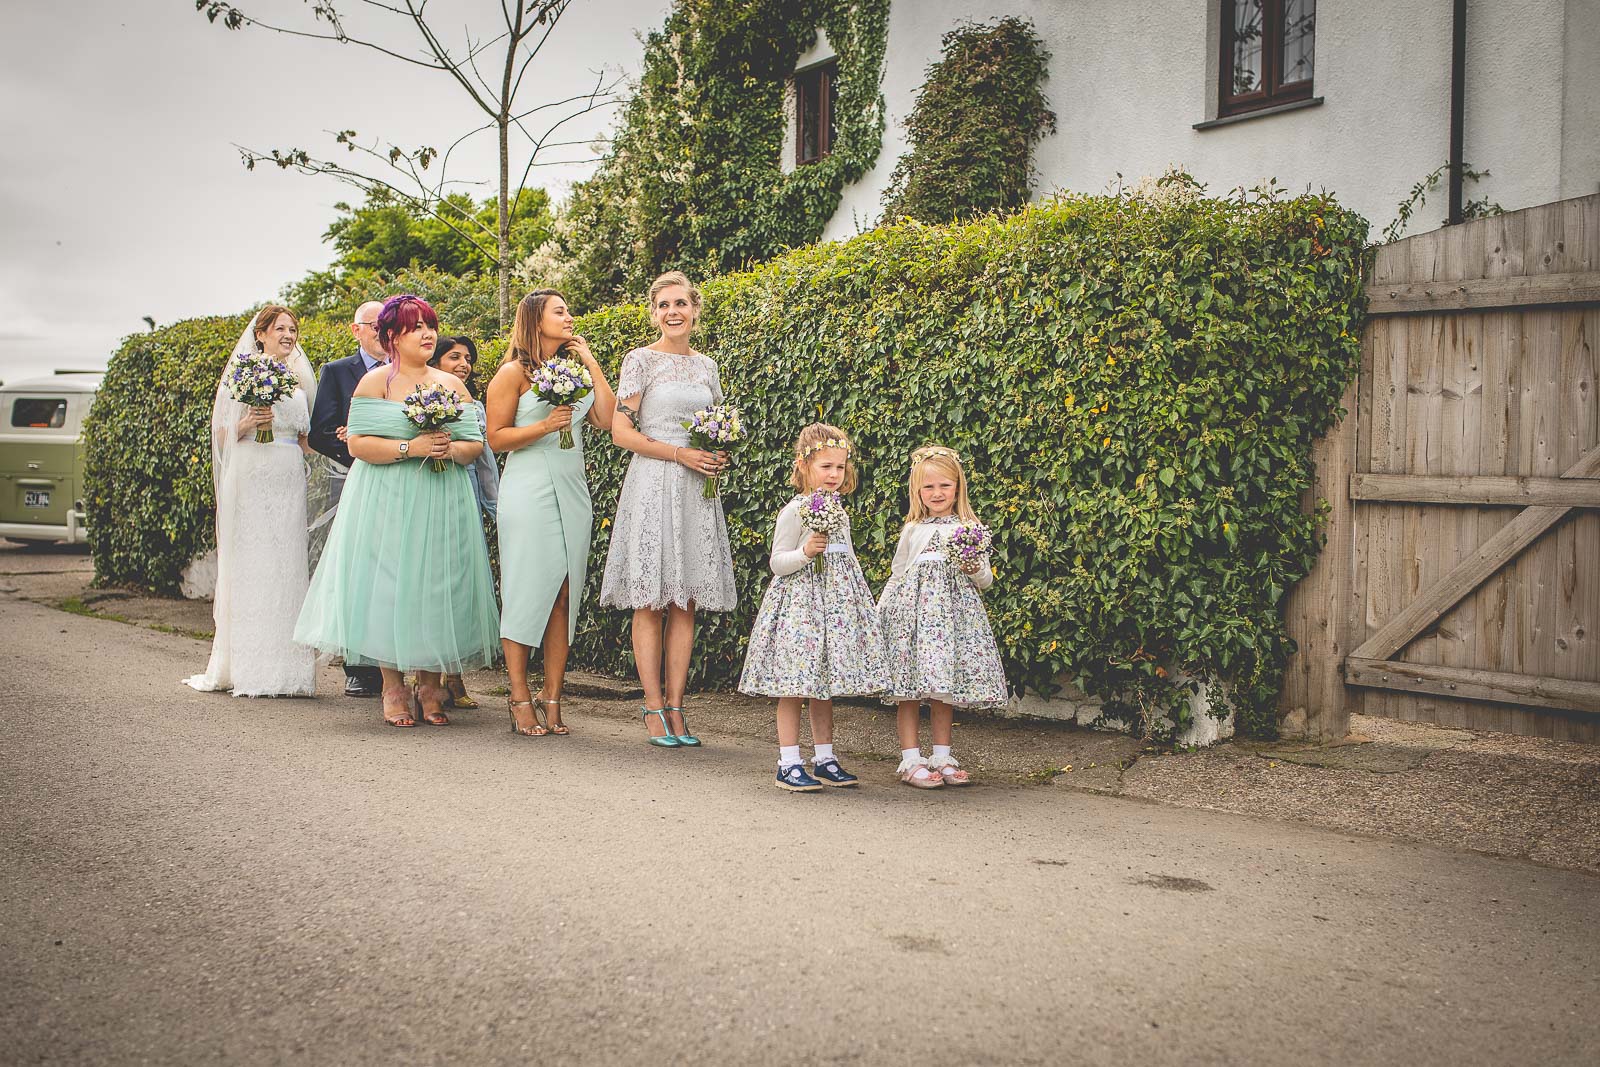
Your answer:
682;403;746;498
798;489;847;574
943;522;993;574
530;354;594;449
400;382;466;472
225;351;300;443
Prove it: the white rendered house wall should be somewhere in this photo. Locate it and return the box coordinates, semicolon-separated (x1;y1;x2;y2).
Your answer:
816;0;1595;241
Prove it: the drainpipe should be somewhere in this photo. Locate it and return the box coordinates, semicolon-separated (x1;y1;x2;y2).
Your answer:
1448;0;1466;224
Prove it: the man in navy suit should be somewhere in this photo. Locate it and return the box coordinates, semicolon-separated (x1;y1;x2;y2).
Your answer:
309;300;387;698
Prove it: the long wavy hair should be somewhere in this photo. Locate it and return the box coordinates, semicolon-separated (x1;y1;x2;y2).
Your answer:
508;289;566;378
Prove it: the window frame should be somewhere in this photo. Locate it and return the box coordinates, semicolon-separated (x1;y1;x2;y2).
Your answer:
794;59;838;166
10;397;68;429
1218;0;1315;119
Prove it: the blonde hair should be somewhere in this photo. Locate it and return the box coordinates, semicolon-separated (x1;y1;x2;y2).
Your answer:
905;444;977;523
647;270;702;312
790;422;859;494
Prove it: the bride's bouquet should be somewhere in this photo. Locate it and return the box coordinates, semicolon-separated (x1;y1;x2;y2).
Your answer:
401;382;467;472
225;351;300;444
682;403;746;498
530;353;594;449
942;522;993;575
798;489;846;574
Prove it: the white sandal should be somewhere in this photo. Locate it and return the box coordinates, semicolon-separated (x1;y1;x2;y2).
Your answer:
897;754;945;789
928;753;971;786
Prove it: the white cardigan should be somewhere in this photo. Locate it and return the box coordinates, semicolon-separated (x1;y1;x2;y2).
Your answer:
767;496;859;577
886;519;994;590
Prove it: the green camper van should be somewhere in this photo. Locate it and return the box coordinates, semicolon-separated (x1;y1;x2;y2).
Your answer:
0;371;103;544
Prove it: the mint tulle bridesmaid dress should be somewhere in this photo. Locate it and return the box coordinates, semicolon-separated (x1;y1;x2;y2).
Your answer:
294;397;500;671
497;388;595;647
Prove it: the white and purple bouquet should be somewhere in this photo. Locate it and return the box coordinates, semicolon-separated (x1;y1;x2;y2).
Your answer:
798;489;847;574
400;382;466;472
682;403;746;498
530;354;594;449
943;522;992;575
225;351;300;443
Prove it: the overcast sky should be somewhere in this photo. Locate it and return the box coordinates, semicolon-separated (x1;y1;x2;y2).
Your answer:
0;0;669;384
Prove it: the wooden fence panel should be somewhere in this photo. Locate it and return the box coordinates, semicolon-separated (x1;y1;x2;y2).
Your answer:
1283;194;1599;742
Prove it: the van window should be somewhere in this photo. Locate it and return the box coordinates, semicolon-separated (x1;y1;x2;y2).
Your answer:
11;398;68;428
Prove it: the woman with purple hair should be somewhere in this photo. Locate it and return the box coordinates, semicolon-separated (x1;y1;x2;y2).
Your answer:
295;295;501;729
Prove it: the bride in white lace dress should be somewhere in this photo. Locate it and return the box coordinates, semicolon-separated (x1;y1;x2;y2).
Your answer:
184;306;318;697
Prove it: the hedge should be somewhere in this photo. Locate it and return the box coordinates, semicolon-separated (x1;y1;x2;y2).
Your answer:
87;183;1367;737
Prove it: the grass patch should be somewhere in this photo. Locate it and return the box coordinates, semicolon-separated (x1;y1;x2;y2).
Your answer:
54;596;212;641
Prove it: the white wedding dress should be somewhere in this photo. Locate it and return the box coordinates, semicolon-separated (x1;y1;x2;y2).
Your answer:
184;330;318;698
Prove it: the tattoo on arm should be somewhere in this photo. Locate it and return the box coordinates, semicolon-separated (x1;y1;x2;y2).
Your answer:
615;400;638;426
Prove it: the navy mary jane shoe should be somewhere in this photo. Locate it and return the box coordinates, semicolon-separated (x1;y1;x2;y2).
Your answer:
775;764;823;792
810;758;859;787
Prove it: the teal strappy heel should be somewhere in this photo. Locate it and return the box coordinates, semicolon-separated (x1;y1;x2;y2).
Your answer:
665;705;701;747
641;706;682;747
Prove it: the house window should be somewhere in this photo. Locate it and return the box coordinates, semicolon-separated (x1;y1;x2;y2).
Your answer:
795;60;838;165
1219;0;1315;117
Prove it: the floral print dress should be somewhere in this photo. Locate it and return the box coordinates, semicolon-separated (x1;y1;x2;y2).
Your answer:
738;495;889;699
877;516;1008;708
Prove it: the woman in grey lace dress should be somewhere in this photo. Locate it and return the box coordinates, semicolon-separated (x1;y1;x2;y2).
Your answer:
600;271;737;746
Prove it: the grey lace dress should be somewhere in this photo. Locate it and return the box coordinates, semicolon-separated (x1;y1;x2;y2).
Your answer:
599;347;737;612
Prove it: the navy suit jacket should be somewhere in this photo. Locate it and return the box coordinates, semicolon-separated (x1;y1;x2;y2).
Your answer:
309;351;376;468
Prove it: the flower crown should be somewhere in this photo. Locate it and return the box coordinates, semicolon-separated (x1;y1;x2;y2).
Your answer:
913;446;961;466
800;437;852;461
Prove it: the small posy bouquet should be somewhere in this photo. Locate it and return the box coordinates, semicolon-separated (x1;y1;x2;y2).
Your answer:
798;489;847;574
682;403;746;498
400;382;466;472
943;522;993;575
225;351;300;443
530;354;594;449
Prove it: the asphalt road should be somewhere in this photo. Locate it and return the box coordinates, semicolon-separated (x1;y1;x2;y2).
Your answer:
3;594;1597;1066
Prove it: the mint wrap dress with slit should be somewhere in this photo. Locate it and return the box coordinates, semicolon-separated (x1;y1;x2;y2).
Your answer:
496;387;594;646
293;396;501;672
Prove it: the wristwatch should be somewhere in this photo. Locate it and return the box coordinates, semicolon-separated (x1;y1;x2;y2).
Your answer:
397;441;410;459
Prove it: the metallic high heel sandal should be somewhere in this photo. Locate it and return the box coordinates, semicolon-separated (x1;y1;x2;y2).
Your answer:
507;698;545;737
664;705;701;747
539;698;570;736
445;673;479;709
641;706;682;748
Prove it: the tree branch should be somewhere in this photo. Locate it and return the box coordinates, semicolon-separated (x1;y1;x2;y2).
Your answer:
238;144;503;267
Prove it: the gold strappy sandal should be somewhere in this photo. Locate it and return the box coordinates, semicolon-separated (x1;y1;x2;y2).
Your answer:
507;698;545;737
539;698;569;736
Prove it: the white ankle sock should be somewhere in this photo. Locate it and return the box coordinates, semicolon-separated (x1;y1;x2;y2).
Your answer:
779;745;802;769
902;747;923;763
812;743;835;763
932;744;952;760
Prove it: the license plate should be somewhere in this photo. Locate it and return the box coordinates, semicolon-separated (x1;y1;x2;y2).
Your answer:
24;490;49;508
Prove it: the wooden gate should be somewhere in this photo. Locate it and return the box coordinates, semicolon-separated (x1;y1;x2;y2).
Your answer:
1281;194;1599;742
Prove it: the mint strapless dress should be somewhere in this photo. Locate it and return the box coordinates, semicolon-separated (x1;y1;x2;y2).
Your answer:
294;397;500;671
497;388;595;646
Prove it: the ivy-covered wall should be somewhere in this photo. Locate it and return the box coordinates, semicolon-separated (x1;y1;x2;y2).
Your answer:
881;17;1055;224
551;0;889;309
87;184;1366;738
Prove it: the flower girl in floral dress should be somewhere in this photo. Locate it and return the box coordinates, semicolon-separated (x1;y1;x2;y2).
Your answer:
739;424;888;792
878;445;1008;789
